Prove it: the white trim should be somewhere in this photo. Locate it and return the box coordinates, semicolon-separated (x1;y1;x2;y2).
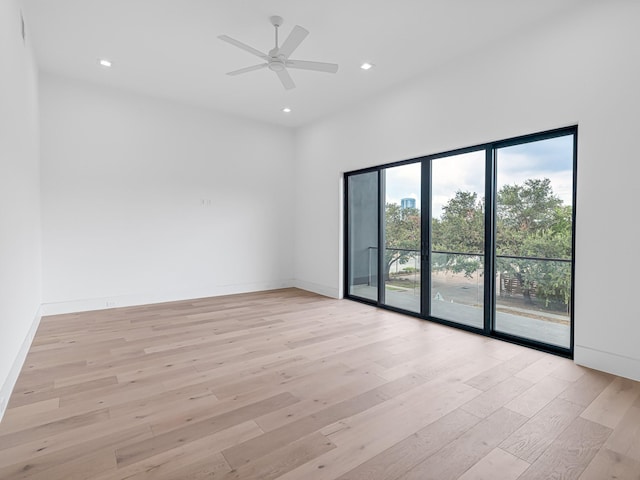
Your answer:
294;279;340;299
40;280;295;316
0;306;42;422
574;345;640;382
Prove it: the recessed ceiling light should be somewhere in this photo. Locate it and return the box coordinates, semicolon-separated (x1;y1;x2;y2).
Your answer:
98;59;112;68
360;62;374;70
282;107;292;113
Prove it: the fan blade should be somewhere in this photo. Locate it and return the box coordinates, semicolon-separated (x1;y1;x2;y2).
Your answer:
286;59;338;73
276;69;296;90
277;25;309;58
227;63;268;76
218;35;269;60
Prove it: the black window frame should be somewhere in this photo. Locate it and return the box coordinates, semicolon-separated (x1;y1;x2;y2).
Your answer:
343;126;578;358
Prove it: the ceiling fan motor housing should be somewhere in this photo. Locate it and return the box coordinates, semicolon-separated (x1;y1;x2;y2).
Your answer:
268;59;286;72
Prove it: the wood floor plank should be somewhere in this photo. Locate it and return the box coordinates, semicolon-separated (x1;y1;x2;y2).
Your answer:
0;402;111;437
272;386;482;480
397;408;528;480
11;361;88;390
549;359;588;382
0;408;110;450
146;386;291;437
324;380;481;447
108;390;220;435
220;375;420;469
482;340;527;362
460;375;532;418
96;421;262;480
1;398;60;428
514;354;566;384
602;393;640;461
12;447;117;480
57;376;168;410
160;352;308;392
254;366;388;433
500;397;584;464
333;408;481;480
109;451;232;480
580;376;640;428
0;423;152;479
463;348;544;392
503;375;570;418
375;335;497;383
209;357;343;400
221;432;336;480
456;447;530;480
517;417;612;480
115;392;298;467
8;375;118;409
0;288;637;479
578;448;640;480
558;368;615;407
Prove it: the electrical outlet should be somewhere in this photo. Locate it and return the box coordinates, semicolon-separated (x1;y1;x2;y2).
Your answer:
105;300;116;308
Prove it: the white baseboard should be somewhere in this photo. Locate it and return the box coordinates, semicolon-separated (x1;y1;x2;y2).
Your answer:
0;306;42;422
294;279;340;299
574;345;640;382
40;280;295;316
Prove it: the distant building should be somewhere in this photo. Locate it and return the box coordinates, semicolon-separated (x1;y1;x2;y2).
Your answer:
401;197;416;209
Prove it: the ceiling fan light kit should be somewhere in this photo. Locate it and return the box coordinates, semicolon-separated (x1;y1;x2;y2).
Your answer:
218;15;338;90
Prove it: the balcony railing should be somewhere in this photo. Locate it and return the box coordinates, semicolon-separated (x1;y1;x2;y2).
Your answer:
366;246;571;313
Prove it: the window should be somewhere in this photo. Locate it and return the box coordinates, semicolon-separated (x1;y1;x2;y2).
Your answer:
346;171;379;302
344;127;577;356
382;163;421;313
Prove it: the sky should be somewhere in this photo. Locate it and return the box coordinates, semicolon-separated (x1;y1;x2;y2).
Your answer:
385;135;574;218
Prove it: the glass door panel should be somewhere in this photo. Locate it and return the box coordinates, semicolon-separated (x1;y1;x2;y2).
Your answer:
347;172;379;301
382;163;421;312
345;127;575;356
494;135;574;348
430;151;485;328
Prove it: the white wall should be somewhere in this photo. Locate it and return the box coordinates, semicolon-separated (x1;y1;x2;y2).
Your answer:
40;74;295;313
0;0;42;419
294;0;640;381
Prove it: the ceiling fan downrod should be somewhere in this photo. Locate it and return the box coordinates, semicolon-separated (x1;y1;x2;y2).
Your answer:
270;16;283;50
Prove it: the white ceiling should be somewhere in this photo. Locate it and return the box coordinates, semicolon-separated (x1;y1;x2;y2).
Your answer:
22;0;587;127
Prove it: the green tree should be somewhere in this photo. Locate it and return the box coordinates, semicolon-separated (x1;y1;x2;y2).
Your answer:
435;191;484;253
431;179;572;310
496;178;571;308
431;191;484;277
496;178;564;255
382;179;572;311
384;203;420;280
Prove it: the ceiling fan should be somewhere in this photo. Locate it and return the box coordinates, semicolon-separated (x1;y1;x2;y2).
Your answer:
218;16;338;90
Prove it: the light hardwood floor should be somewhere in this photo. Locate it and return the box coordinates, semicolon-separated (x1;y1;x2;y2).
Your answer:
1;288;639;480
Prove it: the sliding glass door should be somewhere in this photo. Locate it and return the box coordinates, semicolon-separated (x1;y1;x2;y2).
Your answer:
381;164;421;313
344;127;576;355
494;135;574;348
430;150;485;329
346;171;378;302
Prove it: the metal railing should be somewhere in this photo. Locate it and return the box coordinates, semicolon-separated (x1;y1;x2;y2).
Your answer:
365;246;571;309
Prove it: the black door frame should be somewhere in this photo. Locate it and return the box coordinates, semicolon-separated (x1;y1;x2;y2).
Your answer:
344;126;577;358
